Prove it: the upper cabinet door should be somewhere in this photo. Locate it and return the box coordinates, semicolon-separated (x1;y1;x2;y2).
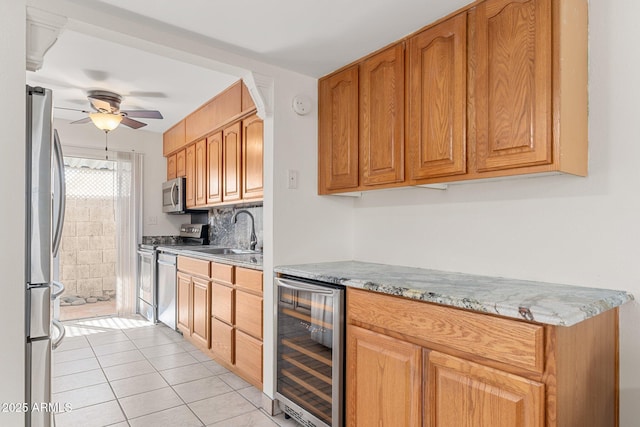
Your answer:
408;13;467;180
185;143;196;208
318;65;359;193
207;132;223;205
167;154;177;181
360;44;405;186
195;139;207;206
242;114;264;200
473;0;552;172
223;122;242;202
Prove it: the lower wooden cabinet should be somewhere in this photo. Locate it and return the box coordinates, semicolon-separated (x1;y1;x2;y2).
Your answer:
176;257;211;350
176;272;191;334
426;351;544;427
191;277;211;349
211;316;234;365
346;288;618;427
235;330;263;386
209;264;264;388
347;325;422;427
177;257;264;388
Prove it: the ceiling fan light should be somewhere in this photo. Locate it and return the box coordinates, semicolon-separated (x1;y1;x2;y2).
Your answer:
89;112;122;132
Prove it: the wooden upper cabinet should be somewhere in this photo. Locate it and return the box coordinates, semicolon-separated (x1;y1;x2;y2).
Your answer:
472;0;552;172
206;132;223;204
195;139;207;206
318;65;359;193
176;149;186;177
408;13;467;181
347;324;422;427
241;81;256;113
163;120;185;156
426;351;544;427
167;154;177;180
185;143;196;208
186;81;242;144
223;122;242;202
360;43;405;187
242;114;264;200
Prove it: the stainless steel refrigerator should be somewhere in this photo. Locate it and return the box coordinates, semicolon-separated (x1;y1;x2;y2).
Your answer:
26;85;67;427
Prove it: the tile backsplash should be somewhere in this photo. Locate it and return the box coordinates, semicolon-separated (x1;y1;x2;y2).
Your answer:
208;204;263;251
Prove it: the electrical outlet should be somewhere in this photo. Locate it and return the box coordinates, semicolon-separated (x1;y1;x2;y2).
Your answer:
287;170;299;189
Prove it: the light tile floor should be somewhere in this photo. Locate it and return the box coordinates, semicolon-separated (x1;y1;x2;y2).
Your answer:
53;316;300;427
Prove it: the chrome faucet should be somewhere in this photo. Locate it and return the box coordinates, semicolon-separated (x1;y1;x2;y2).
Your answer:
231;209;257;251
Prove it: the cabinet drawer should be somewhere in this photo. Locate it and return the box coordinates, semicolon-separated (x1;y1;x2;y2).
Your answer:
235;290;263;339
235;330;263;386
177;256;210;278
211;262;234;285
210;317;234;365
347;288;544;373
212;283;234;324
236;267;262;293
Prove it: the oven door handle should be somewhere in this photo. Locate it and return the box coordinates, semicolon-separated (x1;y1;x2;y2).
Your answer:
275;278;336;295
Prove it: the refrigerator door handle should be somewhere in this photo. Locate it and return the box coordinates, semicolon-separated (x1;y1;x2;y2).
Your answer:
51;320;66;350
51;281;65;300
52;129;66;258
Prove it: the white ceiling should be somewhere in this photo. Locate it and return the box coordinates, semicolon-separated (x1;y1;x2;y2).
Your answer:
26;0;472;134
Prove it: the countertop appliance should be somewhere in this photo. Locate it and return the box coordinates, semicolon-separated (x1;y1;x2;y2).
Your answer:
162;177;187;214
26;85;67;427
137;224;209;325
274;275;344;427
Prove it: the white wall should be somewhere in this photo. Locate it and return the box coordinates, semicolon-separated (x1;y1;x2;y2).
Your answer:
351;0;640;424
0;1;26;425
53;119;189;236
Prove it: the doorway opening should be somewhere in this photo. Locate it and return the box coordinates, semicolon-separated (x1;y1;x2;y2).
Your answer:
58;156;117;320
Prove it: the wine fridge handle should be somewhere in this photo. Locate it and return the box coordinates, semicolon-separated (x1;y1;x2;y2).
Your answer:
275;278;336;295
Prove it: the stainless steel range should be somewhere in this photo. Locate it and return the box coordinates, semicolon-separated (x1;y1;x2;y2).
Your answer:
137;224;208;324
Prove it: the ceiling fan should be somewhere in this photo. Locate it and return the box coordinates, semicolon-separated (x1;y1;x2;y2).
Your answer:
58;89;163;131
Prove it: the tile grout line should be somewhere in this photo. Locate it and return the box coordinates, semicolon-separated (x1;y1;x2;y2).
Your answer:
53;318;283;427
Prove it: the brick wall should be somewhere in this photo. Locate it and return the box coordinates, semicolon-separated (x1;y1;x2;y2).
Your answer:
60;197;116;299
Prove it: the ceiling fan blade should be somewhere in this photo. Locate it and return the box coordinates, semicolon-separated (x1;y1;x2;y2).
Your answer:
88;96;117;113
120;116;147;129
55;106;91;114
121;110;163;119
70;117;92;125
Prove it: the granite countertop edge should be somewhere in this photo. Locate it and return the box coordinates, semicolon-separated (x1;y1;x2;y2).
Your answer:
274;261;634;327
158;246;263;271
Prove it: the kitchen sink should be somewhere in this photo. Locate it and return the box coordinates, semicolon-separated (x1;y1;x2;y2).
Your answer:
188;247;261;255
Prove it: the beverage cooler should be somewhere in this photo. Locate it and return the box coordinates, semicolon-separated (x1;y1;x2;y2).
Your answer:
274;275;344;427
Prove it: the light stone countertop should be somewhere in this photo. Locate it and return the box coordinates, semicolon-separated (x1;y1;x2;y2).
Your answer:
274;260;634;326
157;245;263;271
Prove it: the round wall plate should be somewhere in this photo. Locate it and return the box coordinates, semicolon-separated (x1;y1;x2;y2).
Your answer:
292;95;312;115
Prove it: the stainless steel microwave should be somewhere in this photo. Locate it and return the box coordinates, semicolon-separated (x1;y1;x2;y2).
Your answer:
162;177;187;214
